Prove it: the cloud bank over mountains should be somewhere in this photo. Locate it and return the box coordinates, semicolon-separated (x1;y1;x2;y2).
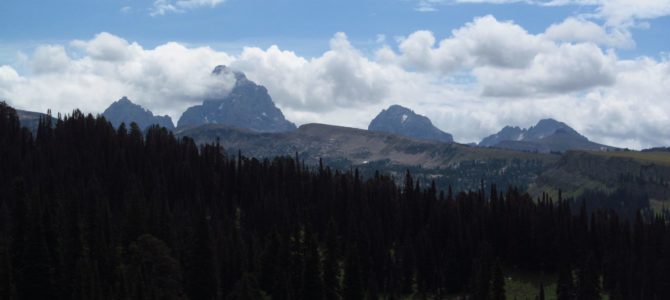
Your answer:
0;15;668;149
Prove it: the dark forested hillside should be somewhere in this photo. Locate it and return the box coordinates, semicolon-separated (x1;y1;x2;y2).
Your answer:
1;101;670;300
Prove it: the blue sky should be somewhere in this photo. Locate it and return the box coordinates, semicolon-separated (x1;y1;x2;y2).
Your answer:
2;0;667;59
1;0;669;149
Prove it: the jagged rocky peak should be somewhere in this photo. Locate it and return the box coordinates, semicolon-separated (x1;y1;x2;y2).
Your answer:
102;96;175;131
479;118;606;153
368;104;453;143
176;66;296;133
212;65;248;83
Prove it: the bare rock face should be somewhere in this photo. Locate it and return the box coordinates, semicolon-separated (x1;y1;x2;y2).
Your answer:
177;66;296;133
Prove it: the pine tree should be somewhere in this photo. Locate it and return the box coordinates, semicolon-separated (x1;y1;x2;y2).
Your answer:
471;243;492;300
226;273;265;300
0;202;17;300
343;248;364;300
303;228;324;300
129;234;185;300
17;198;54;299
576;255;601;300
186;215;217;300
323;221;340;300
557;265;575;300
0;242;17;300
259;231;280;294
491;260;505;300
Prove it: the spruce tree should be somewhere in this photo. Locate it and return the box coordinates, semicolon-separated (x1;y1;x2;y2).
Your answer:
303;228;324;300
557;265;575;300
343;248;364;300
576;255;601;300
17;198;54;299
186;215;217;300
491;260;505;300
323;221;340;300
226;273;264;300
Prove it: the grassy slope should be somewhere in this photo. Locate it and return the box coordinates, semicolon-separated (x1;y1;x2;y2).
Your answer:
590;151;670;166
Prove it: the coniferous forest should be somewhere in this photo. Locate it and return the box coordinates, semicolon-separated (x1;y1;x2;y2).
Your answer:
2;101;670;300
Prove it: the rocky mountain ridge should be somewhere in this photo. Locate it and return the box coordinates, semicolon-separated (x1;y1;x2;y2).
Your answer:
176;66;296;132
368;105;453;143
102;96;175;130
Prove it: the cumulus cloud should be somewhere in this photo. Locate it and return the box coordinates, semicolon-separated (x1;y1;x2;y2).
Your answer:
475;43;617;97
382;15;615;96
384;16;550;72
0;18;669;149
0;33;235;120
151;0;226;16
232;33;405;112
71;32;138;62
544;17;634;48
417;0;670;29
31;45;71;74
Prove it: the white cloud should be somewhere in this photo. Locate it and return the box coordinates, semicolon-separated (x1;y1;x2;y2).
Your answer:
0;33;235;121
31;45;71;74
387;16;550;72
416;0;670;29
0;66;22;87
475;43;617;97
151;0;226;16
544;17;634;48
383;15;615;96
231;32;412;113
0;19;669;149
595;0;670;27
71;32;138;62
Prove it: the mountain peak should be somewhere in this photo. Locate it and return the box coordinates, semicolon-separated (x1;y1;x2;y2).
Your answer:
117;96;132;104
368;104;453;143
386;104;412;112
176;66;296;132
527;118;583;141
479;118;604;152
103;97;175;131
536;118;560;125
212;65;248;83
532;118;566;132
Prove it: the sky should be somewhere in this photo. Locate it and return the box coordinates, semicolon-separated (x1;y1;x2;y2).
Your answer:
0;0;669;149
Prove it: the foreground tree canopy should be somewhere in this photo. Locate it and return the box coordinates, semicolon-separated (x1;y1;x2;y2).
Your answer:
0;102;669;299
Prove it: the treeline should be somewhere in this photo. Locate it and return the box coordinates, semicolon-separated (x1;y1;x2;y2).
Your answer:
1;101;670;299
352;158;547;195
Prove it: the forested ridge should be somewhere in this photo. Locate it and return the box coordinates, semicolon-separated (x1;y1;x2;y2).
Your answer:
1;101;670;300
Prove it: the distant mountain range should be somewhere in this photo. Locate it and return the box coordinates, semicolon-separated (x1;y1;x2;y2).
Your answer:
479;119;613;153
102;96;175;131
15;109;49;132
177;66;296;132
177;122;554;192
368;105;453;143
9;100;670;206
13;65;615;156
